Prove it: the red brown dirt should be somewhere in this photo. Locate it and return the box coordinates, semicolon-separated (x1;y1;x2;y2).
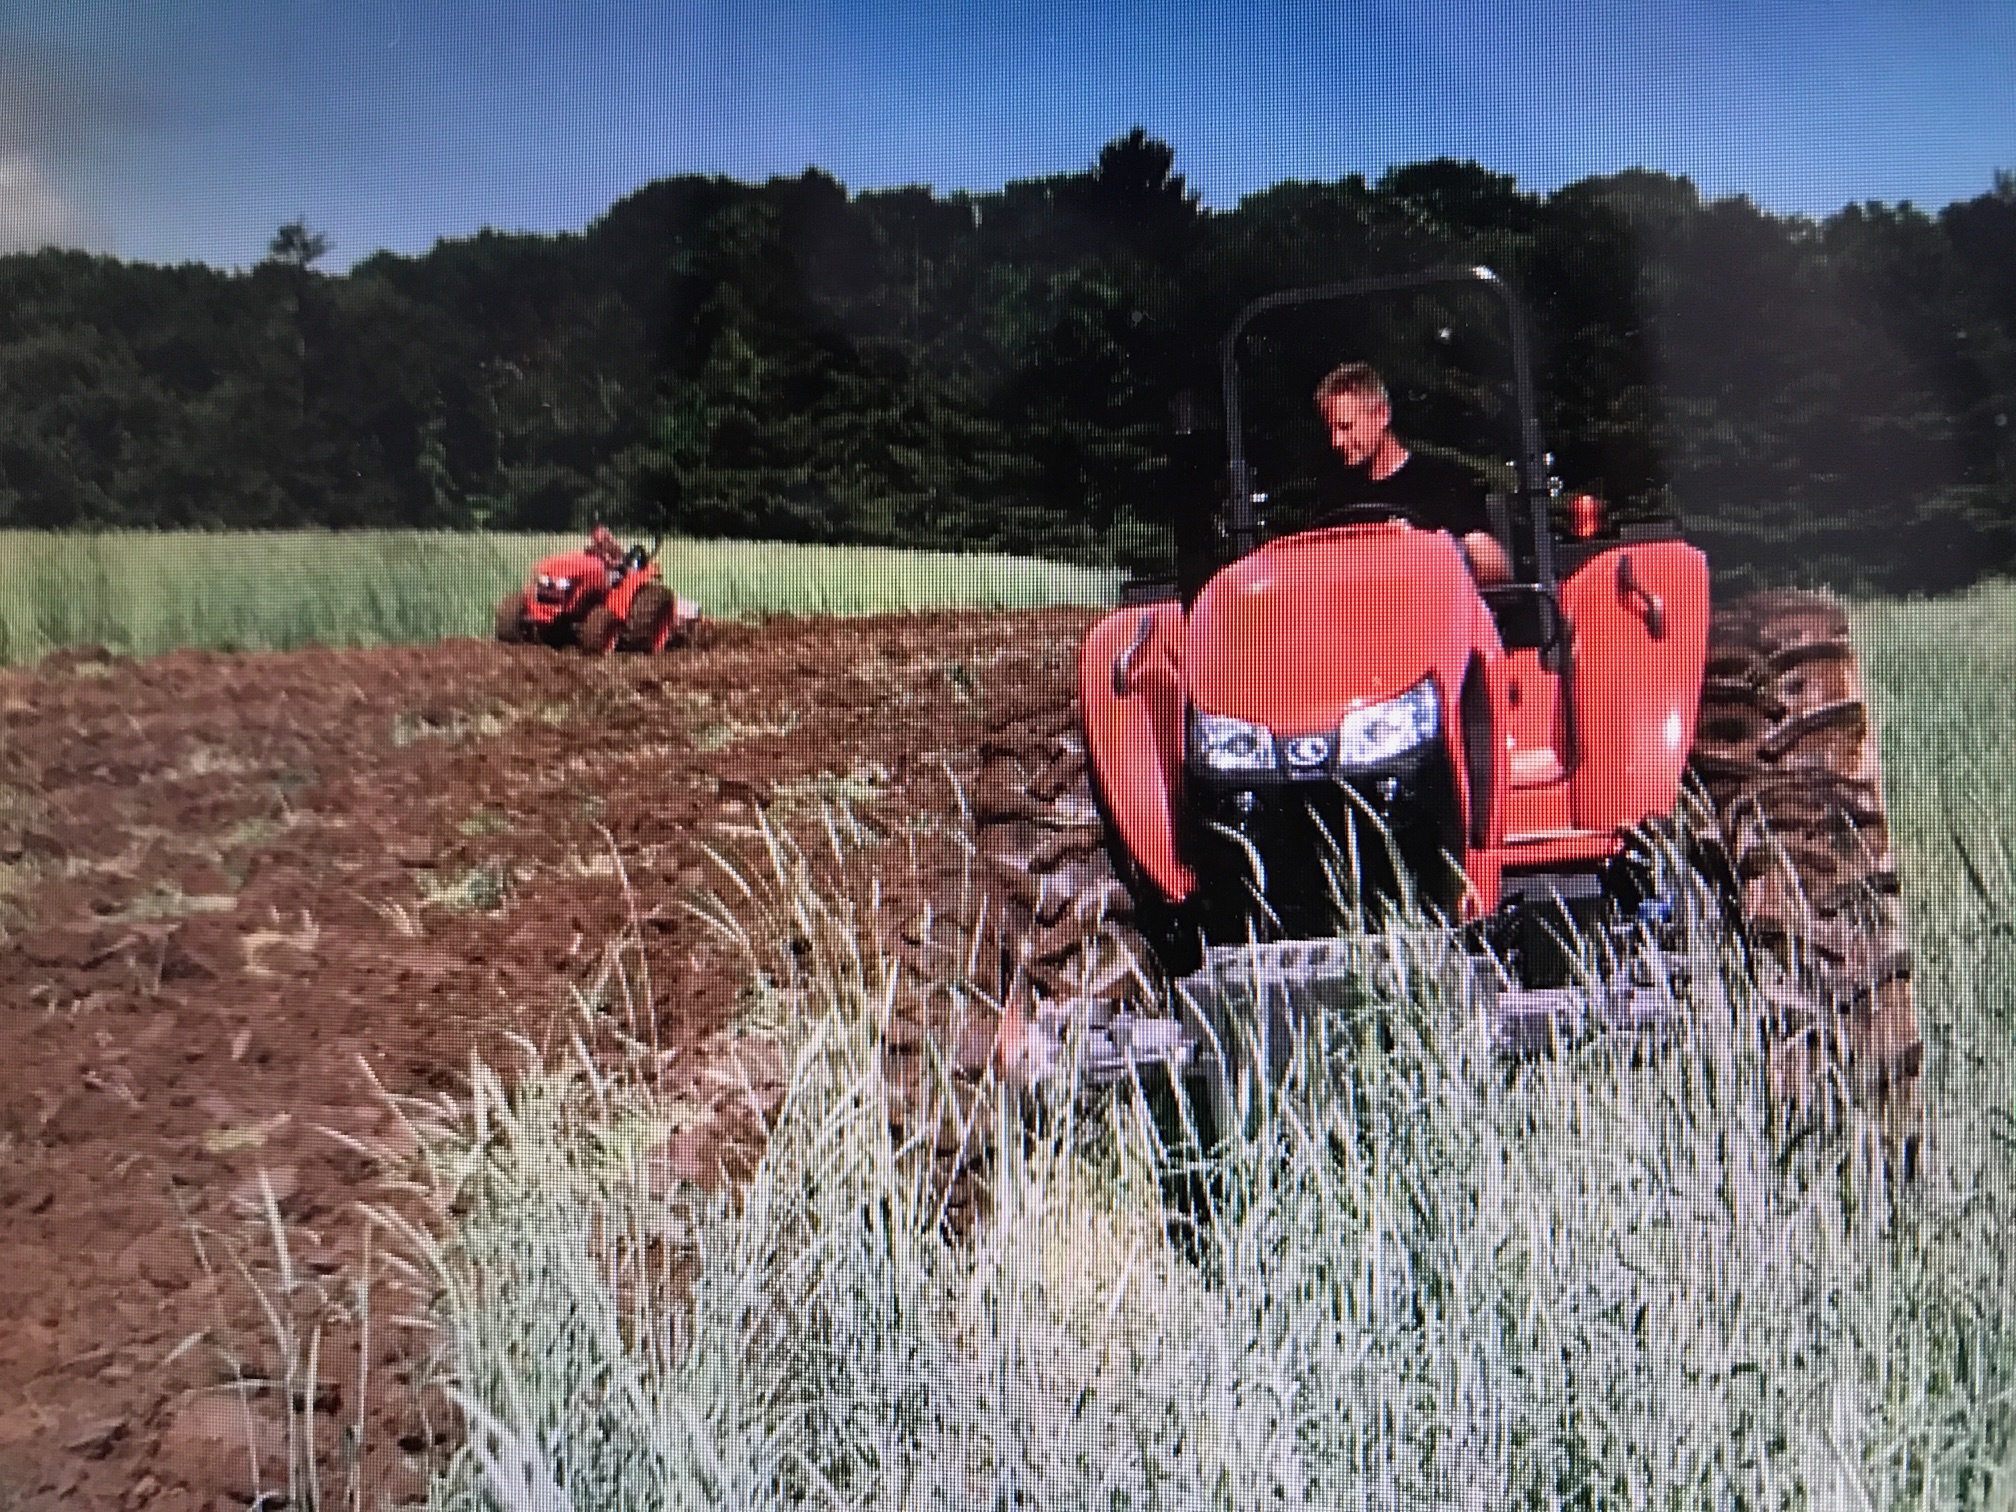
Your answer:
0;610;1092;1511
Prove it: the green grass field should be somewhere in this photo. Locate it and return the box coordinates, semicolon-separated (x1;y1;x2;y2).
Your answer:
319;581;2016;1508
0;530;1120;664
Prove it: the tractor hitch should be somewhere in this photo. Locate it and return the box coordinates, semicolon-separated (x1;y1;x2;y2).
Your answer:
1022;1000;1199;1085
1017;935;1686;1093
1482;978;1681;1055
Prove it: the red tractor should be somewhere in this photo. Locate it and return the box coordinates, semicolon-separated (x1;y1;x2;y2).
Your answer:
980;267;1921;1146
495;533;700;653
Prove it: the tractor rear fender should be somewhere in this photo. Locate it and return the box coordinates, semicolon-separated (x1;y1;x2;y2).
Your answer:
1080;604;1195;904
604;561;660;621
1559;541;1711;829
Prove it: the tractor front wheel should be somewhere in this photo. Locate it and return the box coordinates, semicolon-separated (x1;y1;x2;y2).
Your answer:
577;605;620;655
620;583;675;652
494;590;532;644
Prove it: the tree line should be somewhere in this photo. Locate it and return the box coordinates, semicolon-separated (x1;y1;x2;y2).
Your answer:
0;132;2010;592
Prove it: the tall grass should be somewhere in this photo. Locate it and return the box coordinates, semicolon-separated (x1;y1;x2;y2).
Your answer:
0;531;1118;663
380;842;2015;1506
347;578;2016;1508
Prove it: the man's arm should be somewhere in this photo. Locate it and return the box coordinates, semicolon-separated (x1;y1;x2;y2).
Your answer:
1461;531;1512;585
1388;453;1511;586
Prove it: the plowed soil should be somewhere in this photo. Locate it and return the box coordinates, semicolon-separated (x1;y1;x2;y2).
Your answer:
0;610;1093;1511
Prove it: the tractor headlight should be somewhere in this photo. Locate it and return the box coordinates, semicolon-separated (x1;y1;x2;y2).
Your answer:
552;576;573;592
1189;709;1276;775
1335;677;1440;771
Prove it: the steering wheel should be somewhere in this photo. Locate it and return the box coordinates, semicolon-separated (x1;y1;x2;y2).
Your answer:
1305;502;1425;532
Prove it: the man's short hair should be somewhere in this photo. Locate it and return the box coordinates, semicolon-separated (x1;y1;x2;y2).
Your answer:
1313;362;1388;409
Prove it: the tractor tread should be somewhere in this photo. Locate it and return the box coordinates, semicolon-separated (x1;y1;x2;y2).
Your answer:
494;590;532;645
620;583;674;652
968;682;1162;1075
578;604;620;655
1689;588;1922;1140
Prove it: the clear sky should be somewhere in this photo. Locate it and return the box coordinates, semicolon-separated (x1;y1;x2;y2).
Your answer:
1;0;2011;269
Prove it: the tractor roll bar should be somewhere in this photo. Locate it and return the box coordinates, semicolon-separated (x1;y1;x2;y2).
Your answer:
1219;265;1556;585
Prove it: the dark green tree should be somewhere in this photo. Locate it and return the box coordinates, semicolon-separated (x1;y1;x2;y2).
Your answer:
0;146;2010;589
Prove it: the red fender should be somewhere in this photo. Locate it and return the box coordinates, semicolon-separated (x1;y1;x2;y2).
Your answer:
1559;541;1711;829
1079;604;1194;903
604;561;658;621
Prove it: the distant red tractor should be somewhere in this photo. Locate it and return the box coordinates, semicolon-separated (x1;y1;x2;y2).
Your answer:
495;534;700;653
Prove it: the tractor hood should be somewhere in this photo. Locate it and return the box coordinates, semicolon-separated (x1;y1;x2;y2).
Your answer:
1185;524;1481;733
532;550;605;584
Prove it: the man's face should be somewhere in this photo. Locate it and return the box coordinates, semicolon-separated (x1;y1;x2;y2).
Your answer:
1319;391;1391;468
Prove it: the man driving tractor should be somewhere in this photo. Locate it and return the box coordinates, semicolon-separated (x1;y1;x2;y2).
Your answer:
1315;362;1512;585
586;524;627;581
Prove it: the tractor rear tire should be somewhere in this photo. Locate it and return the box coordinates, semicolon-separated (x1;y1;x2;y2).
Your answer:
577;605;620;656
495;590;532;644
620;583;675;652
1687;589;1922;1147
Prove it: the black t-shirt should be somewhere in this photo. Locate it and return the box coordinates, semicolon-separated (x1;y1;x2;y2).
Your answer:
1316;449;1492;539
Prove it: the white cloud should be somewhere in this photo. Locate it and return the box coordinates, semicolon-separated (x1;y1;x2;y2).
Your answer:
0;34;150;255
0;152;90;252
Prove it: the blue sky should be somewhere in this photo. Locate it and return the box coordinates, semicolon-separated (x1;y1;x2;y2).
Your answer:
1;0;2011;269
